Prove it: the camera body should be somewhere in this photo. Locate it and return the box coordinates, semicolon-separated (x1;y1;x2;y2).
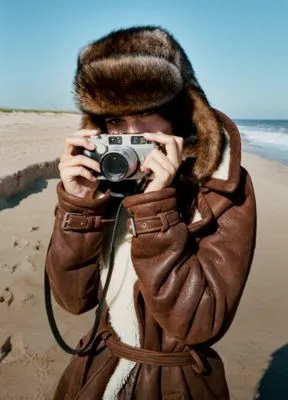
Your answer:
83;134;156;182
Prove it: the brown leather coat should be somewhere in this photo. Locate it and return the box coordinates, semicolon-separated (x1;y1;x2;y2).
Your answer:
45;112;256;400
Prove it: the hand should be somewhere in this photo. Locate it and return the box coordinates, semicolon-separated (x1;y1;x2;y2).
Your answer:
59;130;101;198
140;132;183;193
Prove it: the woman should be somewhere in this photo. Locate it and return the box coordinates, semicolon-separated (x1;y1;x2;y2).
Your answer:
45;26;257;399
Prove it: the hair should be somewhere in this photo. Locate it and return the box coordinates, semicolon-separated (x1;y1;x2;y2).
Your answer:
156;90;198;146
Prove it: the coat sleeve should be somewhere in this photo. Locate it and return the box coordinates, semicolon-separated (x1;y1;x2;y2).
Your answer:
123;168;256;345
45;181;112;315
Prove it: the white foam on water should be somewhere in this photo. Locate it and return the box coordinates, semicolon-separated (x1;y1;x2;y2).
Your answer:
235;121;288;149
234;120;288;163
240;128;288;148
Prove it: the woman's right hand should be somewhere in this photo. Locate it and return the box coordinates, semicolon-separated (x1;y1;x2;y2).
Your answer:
59;130;100;198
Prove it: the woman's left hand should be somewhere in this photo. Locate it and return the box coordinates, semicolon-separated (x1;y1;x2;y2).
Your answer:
141;132;183;193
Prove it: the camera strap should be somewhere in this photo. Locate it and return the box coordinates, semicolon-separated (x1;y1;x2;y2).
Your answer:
44;198;125;356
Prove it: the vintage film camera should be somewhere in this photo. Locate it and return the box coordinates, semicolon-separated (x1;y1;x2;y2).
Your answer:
83;134;156;182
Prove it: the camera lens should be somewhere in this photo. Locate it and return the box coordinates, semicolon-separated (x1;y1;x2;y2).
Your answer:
101;153;129;181
100;147;139;181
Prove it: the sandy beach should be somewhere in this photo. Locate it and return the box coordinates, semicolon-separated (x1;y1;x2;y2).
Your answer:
0;112;288;400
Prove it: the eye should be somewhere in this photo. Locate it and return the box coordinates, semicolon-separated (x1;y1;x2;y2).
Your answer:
106;117;122;125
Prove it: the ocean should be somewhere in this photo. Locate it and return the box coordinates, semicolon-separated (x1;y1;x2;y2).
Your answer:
233;119;288;165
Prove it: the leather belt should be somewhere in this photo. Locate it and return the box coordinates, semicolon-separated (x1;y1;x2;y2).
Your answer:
127;209;180;236
59;210;114;231
103;333;206;374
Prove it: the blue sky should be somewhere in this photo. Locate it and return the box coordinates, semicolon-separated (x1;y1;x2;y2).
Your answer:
0;0;287;119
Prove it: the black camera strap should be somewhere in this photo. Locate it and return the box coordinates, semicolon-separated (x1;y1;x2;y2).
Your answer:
44;198;125;356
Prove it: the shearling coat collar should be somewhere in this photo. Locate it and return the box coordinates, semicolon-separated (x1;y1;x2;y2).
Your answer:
203;110;241;194
185;110;242;234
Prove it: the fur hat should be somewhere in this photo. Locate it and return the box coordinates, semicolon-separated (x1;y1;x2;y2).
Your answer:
74;26;223;182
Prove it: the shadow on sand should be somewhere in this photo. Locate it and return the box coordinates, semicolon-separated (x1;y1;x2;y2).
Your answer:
0;178;48;211
254;343;288;400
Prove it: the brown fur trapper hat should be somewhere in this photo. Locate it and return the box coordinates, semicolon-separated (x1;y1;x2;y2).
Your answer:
74;26;223;182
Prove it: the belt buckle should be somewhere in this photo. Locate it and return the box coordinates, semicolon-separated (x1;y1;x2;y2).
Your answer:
62;212;81;229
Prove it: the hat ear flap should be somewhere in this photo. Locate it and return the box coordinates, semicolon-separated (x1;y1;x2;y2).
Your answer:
183;88;223;183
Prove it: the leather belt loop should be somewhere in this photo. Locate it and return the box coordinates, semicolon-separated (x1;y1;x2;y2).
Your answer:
159;212;169;232
188;349;207;374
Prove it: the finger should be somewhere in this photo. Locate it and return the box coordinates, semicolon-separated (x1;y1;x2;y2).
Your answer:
144;133;182;167
59;154;100;173
60;166;97;183
141;151;176;184
143;158;172;186
62;136;96;158
173;136;184;154
144;132;183;149
142;149;176;176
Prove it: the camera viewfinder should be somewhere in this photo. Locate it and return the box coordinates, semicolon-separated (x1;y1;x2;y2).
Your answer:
109;136;122;145
131;136;147;145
